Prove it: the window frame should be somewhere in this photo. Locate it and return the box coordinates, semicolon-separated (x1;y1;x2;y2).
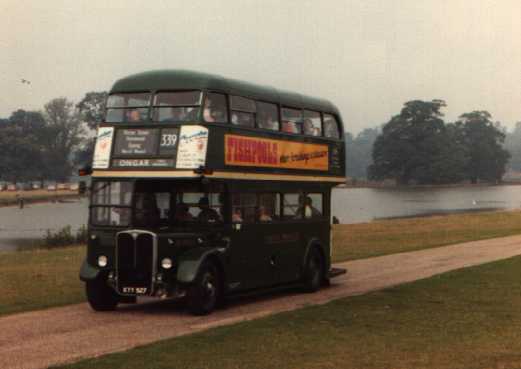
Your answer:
323;113;341;139
203;91;229;123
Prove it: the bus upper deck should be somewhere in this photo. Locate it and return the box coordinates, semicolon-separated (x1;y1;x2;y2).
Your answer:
92;70;345;183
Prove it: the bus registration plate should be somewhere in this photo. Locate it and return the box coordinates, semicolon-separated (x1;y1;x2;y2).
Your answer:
122;287;148;295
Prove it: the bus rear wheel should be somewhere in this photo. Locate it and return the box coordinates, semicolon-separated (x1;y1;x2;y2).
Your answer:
86;279;119;311
303;247;324;293
187;261;221;316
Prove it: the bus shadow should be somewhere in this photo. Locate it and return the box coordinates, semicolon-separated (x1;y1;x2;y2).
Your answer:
116;283;342;316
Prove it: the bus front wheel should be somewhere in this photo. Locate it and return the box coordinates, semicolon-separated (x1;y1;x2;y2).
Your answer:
303;247;324;293
187;261;221;316
86;279;119;311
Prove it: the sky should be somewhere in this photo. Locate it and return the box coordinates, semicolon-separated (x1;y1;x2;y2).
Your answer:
3;0;521;134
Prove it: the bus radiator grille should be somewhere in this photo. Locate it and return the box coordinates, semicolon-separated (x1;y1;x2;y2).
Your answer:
116;232;154;293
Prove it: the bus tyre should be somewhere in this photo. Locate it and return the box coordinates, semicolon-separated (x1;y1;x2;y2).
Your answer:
187;261;220;316
303;247;324;293
86;279;119;311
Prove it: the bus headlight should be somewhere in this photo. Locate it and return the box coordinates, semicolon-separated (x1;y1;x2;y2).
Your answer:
97;255;108;267
161;258;173;270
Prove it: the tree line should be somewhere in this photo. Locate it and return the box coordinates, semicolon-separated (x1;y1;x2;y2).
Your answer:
346;100;515;185
0;92;106;183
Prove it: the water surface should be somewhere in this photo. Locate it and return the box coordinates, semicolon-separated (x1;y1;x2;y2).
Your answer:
2;186;521;251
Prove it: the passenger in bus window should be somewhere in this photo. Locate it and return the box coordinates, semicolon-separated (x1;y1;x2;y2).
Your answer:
203;98;215;122
282;121;296;133
204;93;227;123
258;206;273;222
197;197;221;223
127;109;141;122
232;208;243;223
303;196;321;218
303;119;314;135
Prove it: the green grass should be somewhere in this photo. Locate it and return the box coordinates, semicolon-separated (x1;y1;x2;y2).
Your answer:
333;209;521;261
2;209;521;318
0;246;85;316
55;256;521;369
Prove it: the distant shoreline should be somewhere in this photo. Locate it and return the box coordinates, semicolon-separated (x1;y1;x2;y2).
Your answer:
0;192;84;208
338;181;521;190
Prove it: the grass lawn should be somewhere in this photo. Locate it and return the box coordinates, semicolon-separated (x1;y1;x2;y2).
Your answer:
54;255;521;369
2;209;521;317
0;246;85;316
332;209;521;261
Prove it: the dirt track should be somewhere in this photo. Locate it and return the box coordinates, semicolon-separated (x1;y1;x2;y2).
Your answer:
3;235;521;369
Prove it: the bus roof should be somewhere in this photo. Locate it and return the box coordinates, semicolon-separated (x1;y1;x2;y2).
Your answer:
110;70;341;116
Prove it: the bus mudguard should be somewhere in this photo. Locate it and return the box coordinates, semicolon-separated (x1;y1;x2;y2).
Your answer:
79;259;101;281
176;247;223;284
302;238;324;270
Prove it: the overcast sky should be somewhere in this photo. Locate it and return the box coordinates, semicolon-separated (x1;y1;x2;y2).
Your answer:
3;0;521;134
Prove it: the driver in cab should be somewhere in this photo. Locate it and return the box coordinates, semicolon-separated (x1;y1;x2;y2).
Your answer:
197;197;221;224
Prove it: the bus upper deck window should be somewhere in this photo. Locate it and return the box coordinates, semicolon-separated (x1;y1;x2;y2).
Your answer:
303;110;322;136
105;92;151;123
204;93;228;123
323;114;340;139
256;101;279;131
230;96;256;128
281;108;302;134
152;91;201;123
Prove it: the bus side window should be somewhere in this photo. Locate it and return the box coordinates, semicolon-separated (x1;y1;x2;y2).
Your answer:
256;101;279;131
204;92;228;123
303;110;322;136
282;193;302;219
323;114;340;139
230;96;255;128
232;193;256;223
281;108;302;134
258;193;280;222
303;193;323;218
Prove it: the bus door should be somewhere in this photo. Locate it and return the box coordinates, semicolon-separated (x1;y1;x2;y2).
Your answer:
256;193;299;285
228;193;273;290
278;193;320;283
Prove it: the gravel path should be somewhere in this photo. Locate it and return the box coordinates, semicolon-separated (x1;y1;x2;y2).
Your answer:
3;235;521;369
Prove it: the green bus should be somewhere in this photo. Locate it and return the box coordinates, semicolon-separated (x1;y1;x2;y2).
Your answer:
80;70;346;315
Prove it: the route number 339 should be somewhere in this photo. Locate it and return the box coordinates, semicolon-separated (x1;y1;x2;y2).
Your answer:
161;133;178;147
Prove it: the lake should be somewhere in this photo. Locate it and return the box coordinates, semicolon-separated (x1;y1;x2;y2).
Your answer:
1;185;521;251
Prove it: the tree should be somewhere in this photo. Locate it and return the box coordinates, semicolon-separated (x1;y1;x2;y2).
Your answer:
74;91;107;167
345;127;380;179
368;100;447;184
456;111;510;183
44;98;84;180
0;110;51;182
504;122;521;171
76;91;107;130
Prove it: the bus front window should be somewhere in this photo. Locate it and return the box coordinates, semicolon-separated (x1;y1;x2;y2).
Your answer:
105;92;151;123
90;181;133;226
152;91;201;122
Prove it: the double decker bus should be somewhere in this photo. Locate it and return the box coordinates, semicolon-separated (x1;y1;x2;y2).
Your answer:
80;70;346;315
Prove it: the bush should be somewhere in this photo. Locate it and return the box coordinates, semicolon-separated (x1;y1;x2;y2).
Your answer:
42;225;87;248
